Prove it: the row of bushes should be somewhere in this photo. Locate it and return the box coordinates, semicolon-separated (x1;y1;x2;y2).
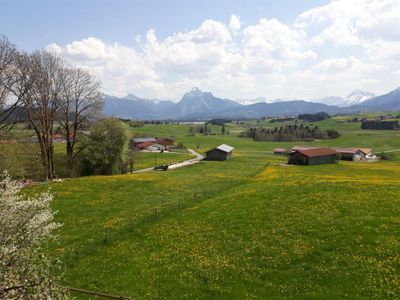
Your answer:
240;124;340;142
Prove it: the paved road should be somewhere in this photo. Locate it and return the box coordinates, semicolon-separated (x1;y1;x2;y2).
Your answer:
132;149;203;174
383;148;400;153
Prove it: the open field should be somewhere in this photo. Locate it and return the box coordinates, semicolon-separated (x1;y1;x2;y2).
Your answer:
134;117;400;158
21;117;400;299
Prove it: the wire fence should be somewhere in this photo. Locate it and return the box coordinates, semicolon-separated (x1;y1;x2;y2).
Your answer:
59;285;133;300
101;162;270;245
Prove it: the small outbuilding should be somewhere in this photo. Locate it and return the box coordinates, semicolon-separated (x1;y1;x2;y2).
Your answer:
205;144;234;161
334;148;373;161
288;148;339;165
273;148;290;155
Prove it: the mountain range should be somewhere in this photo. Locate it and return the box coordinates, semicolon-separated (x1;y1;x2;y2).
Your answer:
103;87;400;120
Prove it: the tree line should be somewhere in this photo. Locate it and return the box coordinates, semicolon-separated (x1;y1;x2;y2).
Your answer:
0;35;103;179
298;112;331;122
240;124;340;142
361;120;400;130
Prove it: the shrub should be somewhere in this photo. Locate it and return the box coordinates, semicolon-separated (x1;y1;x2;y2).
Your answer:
79;118;128;175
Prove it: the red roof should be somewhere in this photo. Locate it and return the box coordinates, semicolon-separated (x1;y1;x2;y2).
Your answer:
290;147;338;158
158;138;174;146
334;148;359;154
137;141;157;149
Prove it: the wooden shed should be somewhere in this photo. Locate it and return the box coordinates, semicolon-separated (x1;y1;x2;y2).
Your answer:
273;148;290;155
288;148;339;165
205;144;234;161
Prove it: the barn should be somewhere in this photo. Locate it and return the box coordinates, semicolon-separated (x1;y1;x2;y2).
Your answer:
288;148;339;165
130;137;157;149
137;141;166;151
334;148;373;161
157;138;175;150
205;144;234;161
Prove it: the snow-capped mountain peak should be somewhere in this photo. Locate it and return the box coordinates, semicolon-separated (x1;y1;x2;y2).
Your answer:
344;90;375;105
312;90;375;107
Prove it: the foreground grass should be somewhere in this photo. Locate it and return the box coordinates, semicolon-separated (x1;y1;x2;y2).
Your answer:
26;153;400;299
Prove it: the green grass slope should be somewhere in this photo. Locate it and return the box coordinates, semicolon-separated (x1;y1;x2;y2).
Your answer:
28;154;400;299
20;119;400;299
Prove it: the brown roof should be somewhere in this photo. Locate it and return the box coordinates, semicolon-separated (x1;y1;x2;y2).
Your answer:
158;138;174;146
358;148;372;155
290;147;338;158
334;148;359;154
137;141;157;149
335;147;372;155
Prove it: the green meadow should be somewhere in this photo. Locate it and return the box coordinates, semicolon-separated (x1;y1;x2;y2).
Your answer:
24;116;400;299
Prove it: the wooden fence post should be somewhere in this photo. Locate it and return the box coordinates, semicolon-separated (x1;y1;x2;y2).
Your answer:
104;227;108;244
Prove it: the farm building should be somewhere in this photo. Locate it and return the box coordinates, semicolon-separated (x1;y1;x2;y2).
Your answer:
334;148;373;161
136;141;163;151
157;138;175;150
146;143;166;151
273;148;290;155
130;137;158;149
130;137;175;151
205;144;234;161
288;148;339;165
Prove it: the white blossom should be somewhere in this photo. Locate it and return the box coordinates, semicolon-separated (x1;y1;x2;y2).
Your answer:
0;171;67;299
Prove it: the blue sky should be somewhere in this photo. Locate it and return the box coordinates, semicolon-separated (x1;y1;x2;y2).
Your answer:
1;0;399;101
1;0;328;50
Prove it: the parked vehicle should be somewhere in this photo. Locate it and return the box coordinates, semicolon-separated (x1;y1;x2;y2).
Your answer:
154;164;169;171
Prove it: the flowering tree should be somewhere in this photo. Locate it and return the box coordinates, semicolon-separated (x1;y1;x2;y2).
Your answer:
0;172;67;299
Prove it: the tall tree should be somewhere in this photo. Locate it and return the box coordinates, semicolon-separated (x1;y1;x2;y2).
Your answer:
59;67;102;176
80;118;128;175
0;36;19;133
16;51;64;180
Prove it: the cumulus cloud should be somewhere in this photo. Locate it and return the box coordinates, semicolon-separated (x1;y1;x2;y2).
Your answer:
228;15;241;33
296;0;400;46
46;2;400;100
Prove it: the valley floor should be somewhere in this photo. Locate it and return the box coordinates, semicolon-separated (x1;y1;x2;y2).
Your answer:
30;154;400;299
23;119;400;299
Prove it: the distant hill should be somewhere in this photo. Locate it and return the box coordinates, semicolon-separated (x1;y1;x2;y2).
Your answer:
348;87;400;112
102;86;400;120
218;100;341;118
103;94;175;120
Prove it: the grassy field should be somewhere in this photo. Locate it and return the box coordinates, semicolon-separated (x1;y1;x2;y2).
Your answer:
22;117;400;299
134;117;400;158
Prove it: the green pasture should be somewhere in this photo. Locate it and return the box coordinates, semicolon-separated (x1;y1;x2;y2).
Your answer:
6;115;400;298
27;153;400;299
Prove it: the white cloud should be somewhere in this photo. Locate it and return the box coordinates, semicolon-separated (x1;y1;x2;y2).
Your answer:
46;2;400;101
296;0;400;47
228;15;241;33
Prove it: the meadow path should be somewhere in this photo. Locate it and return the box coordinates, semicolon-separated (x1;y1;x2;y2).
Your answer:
132;149;203;173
